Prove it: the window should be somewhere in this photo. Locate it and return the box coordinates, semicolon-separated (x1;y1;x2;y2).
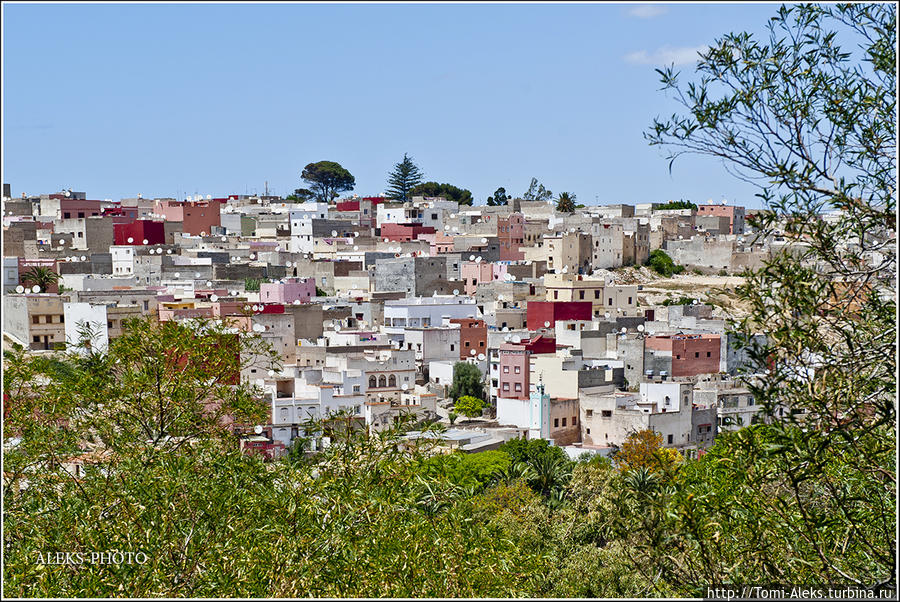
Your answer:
514;383;522;392
601;410;612;417
32;316;39;324
78;212;85;218
676;354;681;359
450;344;454;351
33;335;40;343
388;374;396;387
586;409;593;417
594;290;600;299
502;383;509;391
608;298;613;305
586;428;591;434
353;385;360;393
695;352;700;358
553;291;558;299
514;366;520;374
369;375;377;388
628;297;632;304
667;434;674;444
579;290;585;299
465;341;470;347
479;341;484;347
572;416;577;425
63;212;71;219
554;418;559;427
707;351;711;357
45;316;53;324
503;366;509;373
378;375;387;388
562;417;567;426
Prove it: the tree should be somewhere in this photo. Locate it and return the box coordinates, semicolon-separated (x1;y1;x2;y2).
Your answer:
300;161;355;203
555;192;576;213
644;249;684;277
522;178;553;202
614;430;682;474
448;361;484;401
286;188;315;202
408;181;473;206
454;395;484;420
487;187;510;206
19;266;60;292
639;3;895;588
385;153;425;202
655;199;697;211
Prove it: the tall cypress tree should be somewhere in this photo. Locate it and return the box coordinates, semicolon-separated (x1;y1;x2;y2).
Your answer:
385;153;425;201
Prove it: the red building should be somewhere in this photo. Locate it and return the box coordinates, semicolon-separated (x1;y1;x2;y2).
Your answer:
113;220;166;245
59;199;101;219
497;212;525;260
526;301;593;331
697;203;746;234
498;335;556;400
154;199;222;236
450;318;487;360
380;223;436;242
645;334;721;377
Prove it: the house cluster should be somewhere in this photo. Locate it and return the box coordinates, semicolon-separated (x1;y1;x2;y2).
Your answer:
4;181;784;459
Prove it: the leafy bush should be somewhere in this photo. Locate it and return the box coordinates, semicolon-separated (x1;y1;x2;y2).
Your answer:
645;249;684;277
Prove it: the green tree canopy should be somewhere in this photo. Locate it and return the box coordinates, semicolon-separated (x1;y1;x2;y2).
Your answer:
522;178;553;202
385;153;425;202
408;181;473;206
19;266;60;292
644;249;684;277
486;187;510;206
555;192;576;213
301;161;355;203
454;395;484;420
655;199;697;211
448;361;484;401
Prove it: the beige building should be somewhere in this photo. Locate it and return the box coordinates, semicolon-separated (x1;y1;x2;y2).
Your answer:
3;293;69;350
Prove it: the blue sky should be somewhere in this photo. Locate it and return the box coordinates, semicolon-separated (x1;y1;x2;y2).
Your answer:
3;2;780;207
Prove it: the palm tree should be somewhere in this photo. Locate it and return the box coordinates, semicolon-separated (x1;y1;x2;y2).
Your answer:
20;267;60;292
527;454;572;497
556;192;576;213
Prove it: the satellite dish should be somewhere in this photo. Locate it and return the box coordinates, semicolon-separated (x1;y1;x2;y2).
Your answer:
604;312;610;319
210;294;219;302
285;261;292;267
32;285;41;293
127;237;134;243
621;327;627;333
511;335;521;343
477;353;485;360
266;369;274;376
452;226;458;232
15;285;24;293
637;324;645;332
80;255;87;261
195;272;202;278
200;232;206;237
230;290;238;296
353;245;359;251
562;266;568;273
469;255;475;261
255;324;266;333
250;253;256;259
693;299;699;304
544;321;550;328
452;289;459;295
334;325;341;332
401;383;409;391
481;237;487;243
383;238;389;243
353;232;359;237
502;327;509;332
167;249;173;254
174;273;180;278
293;299;301;305
207;194;212;200
142;239;149;245
222;236;227;242
332;230;338;237
470;349;477;356
444;225;450;230
206;281;212;287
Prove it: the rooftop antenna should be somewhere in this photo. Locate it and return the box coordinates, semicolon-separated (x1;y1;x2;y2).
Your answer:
265;180;268;196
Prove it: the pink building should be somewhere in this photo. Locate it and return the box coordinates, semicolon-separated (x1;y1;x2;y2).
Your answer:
154;199;223;236
696;203;745;234
380;223;436;242
259;278;316;304
460;261;508;295
426;232;456;255
498;213;525;260
498;335;556;400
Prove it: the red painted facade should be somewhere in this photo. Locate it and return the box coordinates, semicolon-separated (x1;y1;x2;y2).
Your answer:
450;318;487;360
498;335;556;400
526;301;593;331
113;220;166;245
645;334;721;377
380;223;436;242
498;213;525;260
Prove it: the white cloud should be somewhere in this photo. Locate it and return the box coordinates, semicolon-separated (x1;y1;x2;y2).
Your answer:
628;5;668;19
624;45;707;66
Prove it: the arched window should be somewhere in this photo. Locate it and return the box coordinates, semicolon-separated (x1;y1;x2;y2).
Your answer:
388;374;397;388
369;375;377;389
378;375;387;388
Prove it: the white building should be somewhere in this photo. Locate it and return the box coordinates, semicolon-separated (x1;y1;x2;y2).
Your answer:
63;302;109;354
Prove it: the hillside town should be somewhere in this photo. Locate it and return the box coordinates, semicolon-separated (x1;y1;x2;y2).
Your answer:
2;179;824;461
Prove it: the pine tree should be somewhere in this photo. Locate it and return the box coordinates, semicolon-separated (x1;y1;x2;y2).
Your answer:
385;153;425;201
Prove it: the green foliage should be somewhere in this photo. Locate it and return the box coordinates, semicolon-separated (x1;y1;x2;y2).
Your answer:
422;450;511;491
643;2;896;589
285;188;315;202
555;191;576;213
314;286;327;296
19;266;60;291
244;277;263;292
453;395;484;419
498;437;569;470
300;160;355;203
645;249;685;277
522;177;552;202
447;411;458;425
447;361;484;401
655;199;698;210
385;153;425;202
486;187;510;206
408;181;473;206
